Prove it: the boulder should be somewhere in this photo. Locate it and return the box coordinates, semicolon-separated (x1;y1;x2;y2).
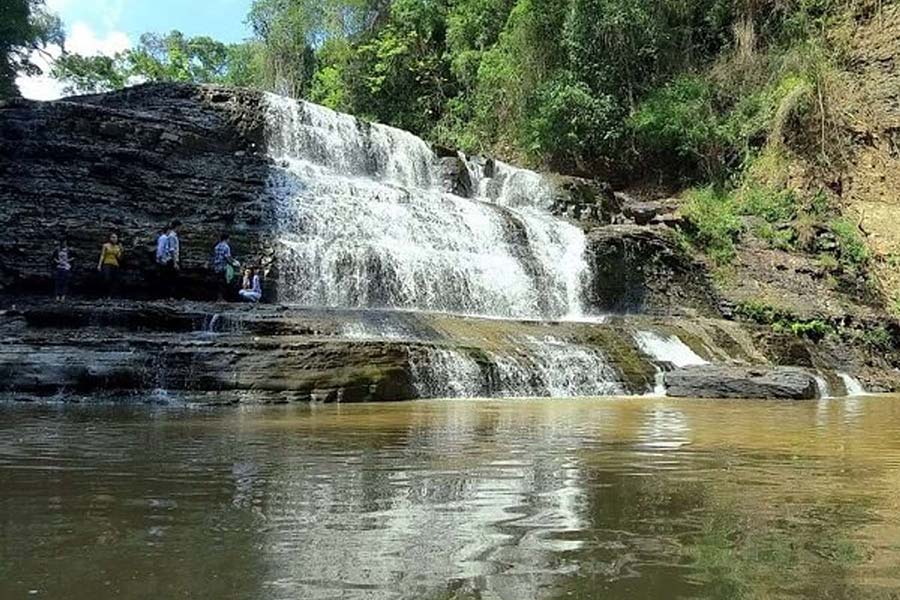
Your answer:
664;365;819;399
585;225;722;316
437;155;474;197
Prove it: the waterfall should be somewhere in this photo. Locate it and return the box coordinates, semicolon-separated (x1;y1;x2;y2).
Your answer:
633;331;708;368
837;372;867;396
409;336;624;399
813;373;831;399
263;93;589;320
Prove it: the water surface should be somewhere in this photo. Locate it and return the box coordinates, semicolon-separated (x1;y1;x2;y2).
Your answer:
2;396;900;599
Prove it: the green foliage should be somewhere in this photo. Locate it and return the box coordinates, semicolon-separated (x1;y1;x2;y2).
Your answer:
629;75;728;176
45;0;848;178
829;218;869;272
681;186;742;265
753;222;795;250
860;326;893;353
773;318;833;341
346;0;451;134
737;184;798;223
735;299;785;325
522;73;622;167
53;31;248;94
0;0;64;98
735;300;835;341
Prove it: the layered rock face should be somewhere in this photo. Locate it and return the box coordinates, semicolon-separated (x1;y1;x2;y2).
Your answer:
0;85;272;299
1;300;879;403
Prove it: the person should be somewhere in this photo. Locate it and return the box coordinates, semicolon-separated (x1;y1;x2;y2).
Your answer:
211;233;238;301
51;236;73;302
238;267;262;303
155;225;169;296
97;232;123;298
155;220;181;299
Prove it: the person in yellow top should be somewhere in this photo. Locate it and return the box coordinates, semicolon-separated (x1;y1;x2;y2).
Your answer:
97;232;123;298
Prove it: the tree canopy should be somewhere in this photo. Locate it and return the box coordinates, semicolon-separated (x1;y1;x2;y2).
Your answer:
46;0;846;180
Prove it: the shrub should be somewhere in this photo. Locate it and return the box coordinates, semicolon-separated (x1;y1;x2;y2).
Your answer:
629;75;729;177
861;326;893;353
681;186;742;264
781;319;833;341
830;218;869;267
735;299;782;324
754;222;795;250
737;184;798;222
523;73;623;167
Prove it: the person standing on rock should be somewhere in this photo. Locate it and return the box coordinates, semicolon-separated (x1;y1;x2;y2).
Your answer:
97;232;123;298
155;225;169;297
51;236;73;302
156;221;181;299
212;233;239;301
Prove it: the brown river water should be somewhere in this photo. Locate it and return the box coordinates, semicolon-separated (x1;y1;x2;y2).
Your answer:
2;396;900;599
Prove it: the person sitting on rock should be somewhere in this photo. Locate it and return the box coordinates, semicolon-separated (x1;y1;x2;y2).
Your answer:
51;236;73;302
238;267;262;303
212;233;239;301
97;232;123;298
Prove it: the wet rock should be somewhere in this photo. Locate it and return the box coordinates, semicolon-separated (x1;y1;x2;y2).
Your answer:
552;177;619;224
585;225;721;317
438;155;474;197
664;365;818;399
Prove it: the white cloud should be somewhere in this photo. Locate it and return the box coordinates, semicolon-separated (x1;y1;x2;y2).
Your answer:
16;21;131;101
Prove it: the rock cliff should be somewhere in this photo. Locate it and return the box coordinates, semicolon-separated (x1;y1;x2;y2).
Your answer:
0;84;272;299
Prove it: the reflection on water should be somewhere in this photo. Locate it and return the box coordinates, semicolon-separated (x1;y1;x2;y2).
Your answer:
2;396;900;599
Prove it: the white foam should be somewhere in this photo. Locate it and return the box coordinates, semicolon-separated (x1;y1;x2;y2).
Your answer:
837;372;867;396
263;93;589;320
634;331;708;368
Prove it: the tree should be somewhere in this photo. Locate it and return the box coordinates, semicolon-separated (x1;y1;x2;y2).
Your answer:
247;0;387;98
0;0;64;99
53;31;245;95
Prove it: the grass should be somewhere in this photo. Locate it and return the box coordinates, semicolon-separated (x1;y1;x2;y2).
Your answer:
734;300;836;341
681;186;742;265
830;218;869;268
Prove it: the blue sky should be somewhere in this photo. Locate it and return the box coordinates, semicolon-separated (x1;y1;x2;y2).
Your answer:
20;0;256;99
50;0;255;44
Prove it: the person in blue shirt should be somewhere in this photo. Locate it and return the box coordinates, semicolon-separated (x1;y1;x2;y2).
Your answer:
211;233;239;301
155;221;181;299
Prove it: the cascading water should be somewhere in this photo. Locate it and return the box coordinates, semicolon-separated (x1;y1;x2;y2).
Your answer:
262;93;624;397
837;372;867;397
409;336;623;399
633;331;708;368
264;94;588;320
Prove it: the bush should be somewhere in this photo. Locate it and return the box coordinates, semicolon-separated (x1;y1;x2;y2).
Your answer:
523;73;623;167
830;218;869;267
736;300;834;341
629;75;728;176
778;319;833;341
737;184;798;222
754;222;795;250
681;186;742;264
861;326;893;353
